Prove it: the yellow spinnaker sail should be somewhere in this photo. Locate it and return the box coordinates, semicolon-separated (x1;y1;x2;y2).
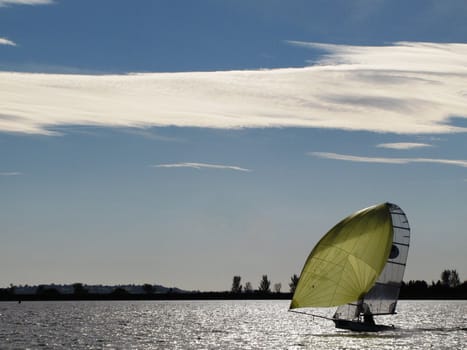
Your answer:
290;203;393;309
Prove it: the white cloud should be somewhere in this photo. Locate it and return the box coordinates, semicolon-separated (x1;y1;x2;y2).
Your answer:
0;37;16;46
153;162;251;172
0;42;467;135
376;142;432;150
122;128;184;142
310;152;467;168
0;0;53;6
0;171;21;176
0;0;53;48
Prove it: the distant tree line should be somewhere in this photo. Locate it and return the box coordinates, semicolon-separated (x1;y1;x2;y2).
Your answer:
1;269;466;301
230;275;295;295
400;269;467;299
230;269;467;299
0;283;180;301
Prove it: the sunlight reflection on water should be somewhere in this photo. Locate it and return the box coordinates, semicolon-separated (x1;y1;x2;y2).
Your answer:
0;300;465;349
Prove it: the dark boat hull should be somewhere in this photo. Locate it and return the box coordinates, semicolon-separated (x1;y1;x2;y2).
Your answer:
333;319;395;332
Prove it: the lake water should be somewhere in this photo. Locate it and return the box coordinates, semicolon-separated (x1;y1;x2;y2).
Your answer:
0;300;465;349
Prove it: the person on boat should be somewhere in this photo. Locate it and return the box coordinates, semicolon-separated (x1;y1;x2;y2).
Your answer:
363;311;375;326
362;303;375;326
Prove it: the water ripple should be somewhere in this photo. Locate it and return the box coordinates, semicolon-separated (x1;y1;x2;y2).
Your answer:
0;300;465;349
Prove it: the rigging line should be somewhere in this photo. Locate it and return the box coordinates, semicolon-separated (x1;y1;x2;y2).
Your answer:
374;281;401;288
392;225;410;231
288;309;335;321
389;211;406;216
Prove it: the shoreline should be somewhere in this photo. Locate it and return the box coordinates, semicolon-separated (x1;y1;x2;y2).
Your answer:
2;293;466;302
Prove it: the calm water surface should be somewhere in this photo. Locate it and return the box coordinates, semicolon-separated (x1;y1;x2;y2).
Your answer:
0;300;465;349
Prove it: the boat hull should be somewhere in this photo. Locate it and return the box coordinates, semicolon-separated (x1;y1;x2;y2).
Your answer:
333;319;395;332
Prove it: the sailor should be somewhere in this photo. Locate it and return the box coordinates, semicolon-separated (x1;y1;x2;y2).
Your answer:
362;303;375;326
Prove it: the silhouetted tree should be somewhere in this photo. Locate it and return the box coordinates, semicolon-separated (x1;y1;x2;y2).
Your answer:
36;285;45;295
36;285;61;298
142;284;154;294
273;283;281;293
111;287;129;297
460;280;467;291
0;288;11;297
258;275;271;293
8;284;16;295
231;276;242;293
408;280;428;289
244;282;253;293
72;283;88;295
0;284;16;298
441;269;451;287
441;269;461;288
449;270;460;287
289;274;299;293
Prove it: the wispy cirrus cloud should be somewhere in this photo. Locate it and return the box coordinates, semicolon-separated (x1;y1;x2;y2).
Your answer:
1;42;467;135
1;0;53;49
376;142;433;150
122;128;184;143
0;37;15;46
0;0;53;7
0;171;21;176
153;162;251;172
310;152;467;168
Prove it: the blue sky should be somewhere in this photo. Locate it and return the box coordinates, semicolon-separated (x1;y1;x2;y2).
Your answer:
1;0;466;291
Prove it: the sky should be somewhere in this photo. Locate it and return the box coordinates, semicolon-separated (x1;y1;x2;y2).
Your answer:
1;0;466;291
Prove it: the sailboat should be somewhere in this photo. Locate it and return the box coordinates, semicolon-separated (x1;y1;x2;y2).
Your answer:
289;202;410;332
